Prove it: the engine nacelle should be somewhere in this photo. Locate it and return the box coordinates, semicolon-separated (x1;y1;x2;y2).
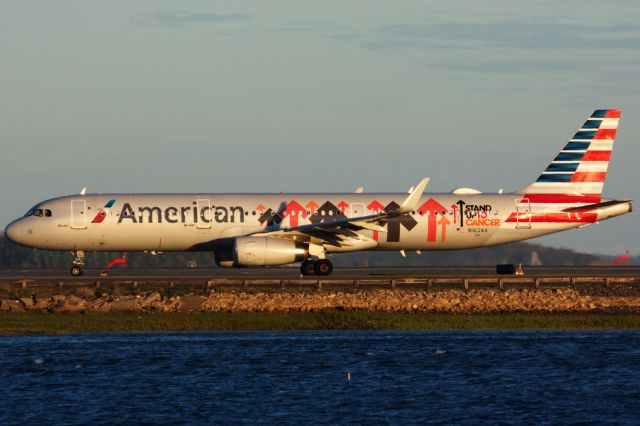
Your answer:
233;237;308;266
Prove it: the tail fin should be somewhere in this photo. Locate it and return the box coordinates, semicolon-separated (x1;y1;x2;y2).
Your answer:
516;109;621;203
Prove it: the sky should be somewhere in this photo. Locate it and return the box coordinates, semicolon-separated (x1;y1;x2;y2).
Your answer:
1;0;639;255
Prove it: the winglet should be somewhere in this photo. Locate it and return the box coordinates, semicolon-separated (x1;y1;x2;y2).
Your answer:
397;177;429;214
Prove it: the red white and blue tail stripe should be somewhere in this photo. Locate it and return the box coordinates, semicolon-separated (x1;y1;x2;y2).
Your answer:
516;109;621;204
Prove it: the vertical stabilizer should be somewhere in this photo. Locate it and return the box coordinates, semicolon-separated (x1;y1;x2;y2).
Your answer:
516;109;621;203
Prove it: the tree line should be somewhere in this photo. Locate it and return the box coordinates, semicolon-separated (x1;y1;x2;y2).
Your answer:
0;234;600;268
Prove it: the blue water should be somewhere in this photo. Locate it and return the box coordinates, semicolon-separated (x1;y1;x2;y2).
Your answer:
1;331;640;425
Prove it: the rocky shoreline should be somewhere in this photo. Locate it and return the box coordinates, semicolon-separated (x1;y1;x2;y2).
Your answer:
3;288;640;314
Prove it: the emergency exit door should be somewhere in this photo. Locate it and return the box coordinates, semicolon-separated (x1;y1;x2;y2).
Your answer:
71;199;87;229
515;198;532;229
196;199;212;229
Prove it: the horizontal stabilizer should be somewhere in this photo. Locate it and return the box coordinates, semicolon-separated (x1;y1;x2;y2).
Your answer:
563;199;631;212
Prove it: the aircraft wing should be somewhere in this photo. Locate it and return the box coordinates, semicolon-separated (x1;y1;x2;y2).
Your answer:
251;178;429;247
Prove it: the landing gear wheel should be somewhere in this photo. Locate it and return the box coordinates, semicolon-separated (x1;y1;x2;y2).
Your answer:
300;260;316;276
314;259;333;276
70;266;84;277
70;250;85;277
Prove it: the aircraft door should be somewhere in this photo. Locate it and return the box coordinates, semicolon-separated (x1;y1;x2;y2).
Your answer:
71;199;87;229
515;198;532;229
350;203;365;217
196;199;212;229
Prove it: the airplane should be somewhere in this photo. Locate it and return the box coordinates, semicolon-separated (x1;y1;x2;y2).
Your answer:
3;109;632;276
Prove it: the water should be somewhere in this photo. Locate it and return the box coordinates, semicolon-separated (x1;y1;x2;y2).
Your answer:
2;331;640;425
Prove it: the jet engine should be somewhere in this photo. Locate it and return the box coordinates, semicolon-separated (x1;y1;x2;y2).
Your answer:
233;237;308;266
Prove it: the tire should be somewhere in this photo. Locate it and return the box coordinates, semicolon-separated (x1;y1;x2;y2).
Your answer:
300;260;316;276
314;259;333;276
70;266;84;277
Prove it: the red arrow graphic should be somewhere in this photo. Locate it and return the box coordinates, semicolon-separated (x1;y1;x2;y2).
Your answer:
417;198;447;242
337;201;349;214
367;200;385;241
367;200;384;213
437;215;451;242
305;201;319;215
283;200;307;227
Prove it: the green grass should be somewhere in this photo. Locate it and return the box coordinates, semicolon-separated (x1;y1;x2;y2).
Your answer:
2;311;640;334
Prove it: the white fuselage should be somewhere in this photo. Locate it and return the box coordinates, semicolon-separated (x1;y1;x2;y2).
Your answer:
4;192;631;253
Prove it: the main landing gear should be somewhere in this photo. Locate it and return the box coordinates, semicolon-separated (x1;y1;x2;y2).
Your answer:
70;250;85;277
300;259;334;276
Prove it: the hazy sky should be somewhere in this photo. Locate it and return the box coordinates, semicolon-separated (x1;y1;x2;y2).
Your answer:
1;1;639;255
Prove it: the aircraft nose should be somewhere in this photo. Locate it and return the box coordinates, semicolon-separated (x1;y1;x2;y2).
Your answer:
4;220;25;244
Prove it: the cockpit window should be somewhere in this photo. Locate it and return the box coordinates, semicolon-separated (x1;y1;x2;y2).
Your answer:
24;208;52;217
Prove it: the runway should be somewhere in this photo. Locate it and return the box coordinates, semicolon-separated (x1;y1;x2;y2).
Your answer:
1;266;639;293
0;265;638;280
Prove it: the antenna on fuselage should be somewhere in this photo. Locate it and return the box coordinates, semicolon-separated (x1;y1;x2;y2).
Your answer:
80;187;86;195
355;187;364;193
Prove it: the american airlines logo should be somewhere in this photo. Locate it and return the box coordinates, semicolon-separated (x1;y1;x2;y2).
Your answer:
91;199;116;224
117;202;246;224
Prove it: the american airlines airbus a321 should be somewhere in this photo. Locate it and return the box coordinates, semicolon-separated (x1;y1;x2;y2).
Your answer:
4;110;632;276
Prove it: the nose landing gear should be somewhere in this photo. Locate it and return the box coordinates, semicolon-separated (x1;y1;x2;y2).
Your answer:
70;251;85;276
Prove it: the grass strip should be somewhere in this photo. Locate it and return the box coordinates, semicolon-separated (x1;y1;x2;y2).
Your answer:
2;311;640;335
